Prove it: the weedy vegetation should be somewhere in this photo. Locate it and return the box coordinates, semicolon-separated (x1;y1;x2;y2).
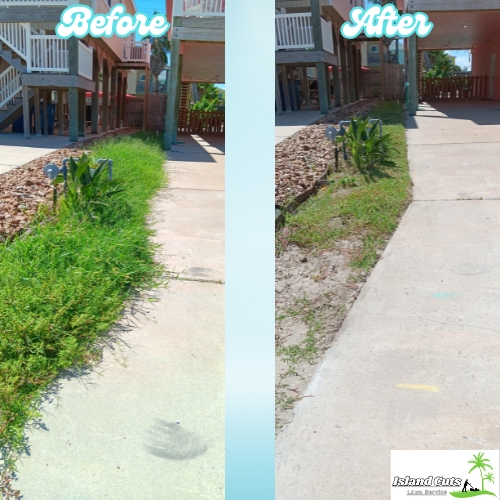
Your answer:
0;133;166;471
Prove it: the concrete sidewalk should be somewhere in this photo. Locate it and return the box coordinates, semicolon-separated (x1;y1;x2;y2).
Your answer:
16;134;225;499
276;100;500;499
275;110;322;144
0;129;138;176
0;133;71;175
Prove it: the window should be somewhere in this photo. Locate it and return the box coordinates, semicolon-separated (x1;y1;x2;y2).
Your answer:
140;74;146;82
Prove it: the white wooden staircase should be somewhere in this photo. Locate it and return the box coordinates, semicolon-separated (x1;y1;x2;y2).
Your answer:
0;22;67;130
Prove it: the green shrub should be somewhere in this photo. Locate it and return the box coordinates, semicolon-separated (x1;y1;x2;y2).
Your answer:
335;117;396;173
52;153;125;218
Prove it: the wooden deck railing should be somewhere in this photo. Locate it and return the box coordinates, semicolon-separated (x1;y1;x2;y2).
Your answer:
178;109;225;134
420;75;488;100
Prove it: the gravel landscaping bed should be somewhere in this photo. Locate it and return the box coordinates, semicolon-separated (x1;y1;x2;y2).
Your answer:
275;99;380;206
0;128;137;241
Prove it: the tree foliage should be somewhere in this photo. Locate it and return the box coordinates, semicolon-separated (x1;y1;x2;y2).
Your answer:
142;11;170;92
191;84;224;111
425;50;462;78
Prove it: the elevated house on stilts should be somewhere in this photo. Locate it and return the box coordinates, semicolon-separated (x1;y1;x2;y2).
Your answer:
0;0;151;141
274;0;364;115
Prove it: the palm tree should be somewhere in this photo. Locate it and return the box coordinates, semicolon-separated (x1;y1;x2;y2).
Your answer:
149;35;170;93
484;472;495;489
468;452;493;491
142;11;170;93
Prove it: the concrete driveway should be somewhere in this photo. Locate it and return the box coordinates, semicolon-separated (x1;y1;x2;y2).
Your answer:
276;100;500;499
275;110;322;144
16;134;225;499
0;133;72;175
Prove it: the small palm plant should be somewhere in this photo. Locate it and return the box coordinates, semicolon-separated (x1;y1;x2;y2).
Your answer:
484;472;495;488
52;153;125;216
334;117;396;173
468;452;493;491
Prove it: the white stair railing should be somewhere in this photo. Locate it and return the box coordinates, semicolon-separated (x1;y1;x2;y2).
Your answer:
0;66;22;110
29;36;68;72
77;41;92;80
0;22;28;59
321;18;334;55
0;23;91;77
275;13;314;50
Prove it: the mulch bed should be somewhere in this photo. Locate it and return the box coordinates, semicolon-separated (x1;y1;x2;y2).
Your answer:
275;99;380;206
0;128;137;241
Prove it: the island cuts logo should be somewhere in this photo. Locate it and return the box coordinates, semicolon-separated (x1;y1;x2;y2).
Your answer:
341;4;433;39
391;450;499;499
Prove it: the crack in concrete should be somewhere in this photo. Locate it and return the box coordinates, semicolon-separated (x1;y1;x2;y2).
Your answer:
175;277;225;285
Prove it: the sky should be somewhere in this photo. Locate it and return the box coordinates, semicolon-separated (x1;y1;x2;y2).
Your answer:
446;50;472;71
134;0;166;18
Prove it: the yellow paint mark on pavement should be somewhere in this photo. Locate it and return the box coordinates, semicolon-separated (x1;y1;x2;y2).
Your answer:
396;384;439;392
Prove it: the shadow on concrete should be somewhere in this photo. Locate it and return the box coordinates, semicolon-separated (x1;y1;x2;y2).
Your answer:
195;134;225;154
406;100;500;129
169;134;225;163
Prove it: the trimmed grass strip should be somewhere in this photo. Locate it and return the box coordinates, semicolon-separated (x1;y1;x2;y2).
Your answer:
282;102;411;270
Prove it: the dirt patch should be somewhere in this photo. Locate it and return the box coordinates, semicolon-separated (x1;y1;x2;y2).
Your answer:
275;100;390;432
275;243;367;431
275;99;379;206
0;128;137;241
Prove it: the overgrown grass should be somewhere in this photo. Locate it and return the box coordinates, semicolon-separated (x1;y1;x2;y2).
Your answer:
281;102;411;270
0;133;166;467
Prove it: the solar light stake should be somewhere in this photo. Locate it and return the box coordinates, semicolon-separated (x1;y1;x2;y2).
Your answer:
43;162;61;212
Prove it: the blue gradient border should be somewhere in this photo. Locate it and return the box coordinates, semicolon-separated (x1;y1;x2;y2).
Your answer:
226;1;275;499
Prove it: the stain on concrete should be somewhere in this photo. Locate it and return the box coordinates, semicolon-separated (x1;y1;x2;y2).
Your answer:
144;420;208;460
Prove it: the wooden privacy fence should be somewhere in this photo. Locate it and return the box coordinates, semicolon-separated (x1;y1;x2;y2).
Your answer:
420;75;487;101
362;69;382;98
124;99;143;127
178;109;225;134
124;94;167;131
